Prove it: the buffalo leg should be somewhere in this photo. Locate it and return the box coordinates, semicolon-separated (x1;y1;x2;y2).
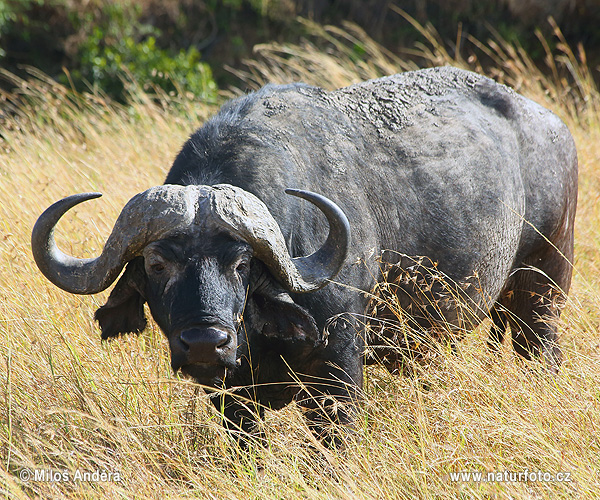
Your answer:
502;238;573;373
487;306;508;352
296;373;361;448
294;317;364;448
211;389;264;447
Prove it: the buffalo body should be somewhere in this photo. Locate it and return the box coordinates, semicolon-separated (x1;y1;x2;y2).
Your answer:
32;66;578;441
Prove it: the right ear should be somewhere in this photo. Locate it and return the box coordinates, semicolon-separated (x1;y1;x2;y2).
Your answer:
94;257;147;339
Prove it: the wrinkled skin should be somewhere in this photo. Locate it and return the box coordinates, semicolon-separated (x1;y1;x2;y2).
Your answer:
36;67;578;444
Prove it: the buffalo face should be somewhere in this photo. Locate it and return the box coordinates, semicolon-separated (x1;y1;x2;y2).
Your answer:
32;184;350;388
142;234;251;386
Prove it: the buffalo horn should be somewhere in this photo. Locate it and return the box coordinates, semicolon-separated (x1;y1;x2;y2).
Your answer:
32;184;350;295
209;185;350;292
31;186;204;294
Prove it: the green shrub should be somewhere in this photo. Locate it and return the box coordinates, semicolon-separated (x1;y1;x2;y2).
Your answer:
0;0;217;103
71;2;217;102
75;26;217;102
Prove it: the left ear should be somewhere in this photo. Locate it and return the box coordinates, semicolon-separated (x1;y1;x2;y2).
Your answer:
247;285;321;345
94;258;147;339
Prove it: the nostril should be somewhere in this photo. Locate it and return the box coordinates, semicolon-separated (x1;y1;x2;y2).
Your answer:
216;334;231;349
179;333;191;351
174;327;234;366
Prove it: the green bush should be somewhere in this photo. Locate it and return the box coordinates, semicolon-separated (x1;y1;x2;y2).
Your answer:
75;25;216;102
0;0;16;58
2;0;598;102
0;0;217;103
70;2;217;102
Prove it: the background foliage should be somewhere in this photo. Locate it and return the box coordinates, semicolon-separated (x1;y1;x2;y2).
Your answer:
1;0;599;101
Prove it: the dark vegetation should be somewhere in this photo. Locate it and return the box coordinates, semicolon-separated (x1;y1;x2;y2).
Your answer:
1;0;599;102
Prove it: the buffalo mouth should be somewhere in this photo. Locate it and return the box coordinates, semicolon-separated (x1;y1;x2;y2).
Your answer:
178;363;229;388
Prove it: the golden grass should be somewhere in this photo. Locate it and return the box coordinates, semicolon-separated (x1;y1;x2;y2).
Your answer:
2;18;600;499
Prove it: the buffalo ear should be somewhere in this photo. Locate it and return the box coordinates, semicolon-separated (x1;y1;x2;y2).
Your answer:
249;288;321;344
94;258;147;339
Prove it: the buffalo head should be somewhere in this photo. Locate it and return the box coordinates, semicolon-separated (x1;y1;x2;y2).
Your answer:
32;184;350;387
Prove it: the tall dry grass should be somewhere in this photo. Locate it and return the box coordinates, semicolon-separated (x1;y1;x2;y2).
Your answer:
1;16;600;499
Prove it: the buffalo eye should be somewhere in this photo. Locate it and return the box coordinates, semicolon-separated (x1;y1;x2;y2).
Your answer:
145;254;168;276
150;262;165;274
234;258;250;278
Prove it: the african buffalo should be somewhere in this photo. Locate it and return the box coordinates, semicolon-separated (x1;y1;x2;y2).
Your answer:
32;66;577;442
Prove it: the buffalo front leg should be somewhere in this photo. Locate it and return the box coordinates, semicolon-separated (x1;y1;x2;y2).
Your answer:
509;284;564;374
210;388;265;447
487;306;508;352
294;316;364;448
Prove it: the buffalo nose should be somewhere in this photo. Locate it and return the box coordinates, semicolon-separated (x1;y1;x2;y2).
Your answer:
177;326;232;365
180;327;230;350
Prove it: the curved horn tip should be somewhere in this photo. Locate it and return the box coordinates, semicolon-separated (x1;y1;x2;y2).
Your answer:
284;188;312;199
284;188;350;234
83;192;103;199
32;192;104;248
32;192;103;238
37;192;104;216
31;191;107;295
64;192;103;204
282;187;351;291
